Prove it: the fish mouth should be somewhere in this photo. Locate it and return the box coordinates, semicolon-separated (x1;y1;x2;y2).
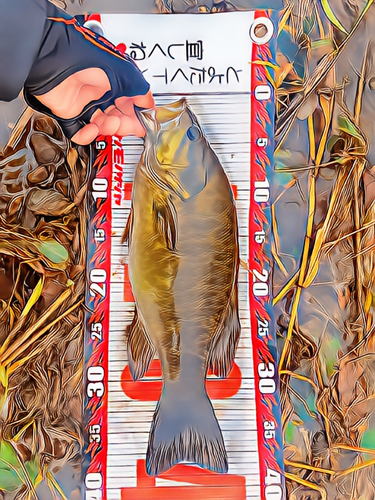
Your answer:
134;106;158;136
135;99;188;130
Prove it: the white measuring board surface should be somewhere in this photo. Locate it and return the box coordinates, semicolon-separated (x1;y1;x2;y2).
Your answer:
84;11;285;500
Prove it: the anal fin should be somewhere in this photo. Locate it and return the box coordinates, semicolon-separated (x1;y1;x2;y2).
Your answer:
207;281;241;378
126;307;155;380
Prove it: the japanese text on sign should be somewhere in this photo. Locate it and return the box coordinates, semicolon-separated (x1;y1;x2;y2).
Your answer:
101;12;255;93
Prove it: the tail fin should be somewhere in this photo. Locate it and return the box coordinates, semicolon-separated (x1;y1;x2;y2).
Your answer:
146;389;228;476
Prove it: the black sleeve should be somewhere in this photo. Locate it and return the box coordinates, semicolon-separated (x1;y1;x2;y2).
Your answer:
0;0;48;101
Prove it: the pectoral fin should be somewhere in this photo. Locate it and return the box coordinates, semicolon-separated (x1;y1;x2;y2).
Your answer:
207;281;241;378
154;197;177;251
126;307;155;380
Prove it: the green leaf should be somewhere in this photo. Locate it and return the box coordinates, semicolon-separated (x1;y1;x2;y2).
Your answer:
327;134;341;152
311;39;334;50
360;428;375;450
323;336;341;378
0;468;22;491
319;0;349;34
0;441;19;469
302;16;315;35
337;115;362;141
24;459;40;485
285;421;295;443
38;239;69;265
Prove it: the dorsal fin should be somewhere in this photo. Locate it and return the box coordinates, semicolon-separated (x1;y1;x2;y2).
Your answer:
121;208;133;245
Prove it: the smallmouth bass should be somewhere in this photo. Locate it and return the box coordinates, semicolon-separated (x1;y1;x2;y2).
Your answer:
124;99;240;476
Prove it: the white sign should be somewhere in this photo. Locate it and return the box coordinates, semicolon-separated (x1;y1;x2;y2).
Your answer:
101;12;255;94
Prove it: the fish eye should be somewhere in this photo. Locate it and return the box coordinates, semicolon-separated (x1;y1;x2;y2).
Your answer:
187;125;200;141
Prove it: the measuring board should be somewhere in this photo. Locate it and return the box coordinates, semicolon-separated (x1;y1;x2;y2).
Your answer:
84;11;284;500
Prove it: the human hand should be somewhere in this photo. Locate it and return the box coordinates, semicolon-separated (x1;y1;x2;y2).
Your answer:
35;68;155;145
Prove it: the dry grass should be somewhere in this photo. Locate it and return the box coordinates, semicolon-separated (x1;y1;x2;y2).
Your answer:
0;111;88;498
275;0;375;498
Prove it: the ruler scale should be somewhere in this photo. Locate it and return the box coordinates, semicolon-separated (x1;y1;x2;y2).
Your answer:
84;11;284;500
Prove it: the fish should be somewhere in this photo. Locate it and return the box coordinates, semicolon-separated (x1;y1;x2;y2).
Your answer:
123;98;240;476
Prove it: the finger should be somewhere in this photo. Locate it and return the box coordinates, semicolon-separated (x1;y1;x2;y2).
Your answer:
133;90;155;109
112;101;147;137
91;110;121;136
71;122;100;145
114;96;135;115
117;114;146;138
115;90;155;114
105;107;123;118
91;109;107;127
99;115;121;136
103;105;118;116
101;105;145;137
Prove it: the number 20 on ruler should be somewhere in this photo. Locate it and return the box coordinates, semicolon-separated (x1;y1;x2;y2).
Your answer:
90;176;109;299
